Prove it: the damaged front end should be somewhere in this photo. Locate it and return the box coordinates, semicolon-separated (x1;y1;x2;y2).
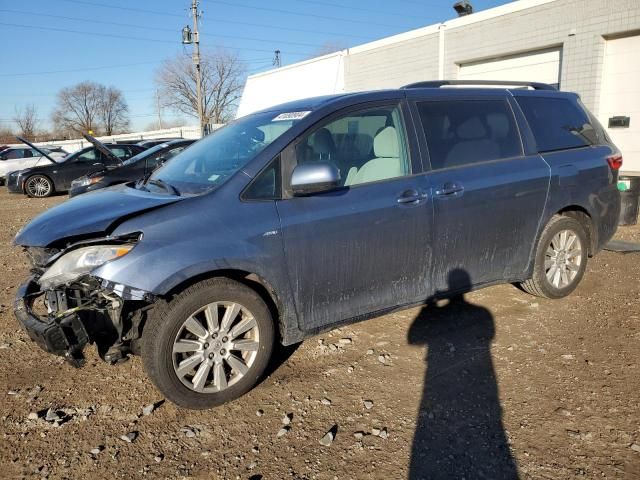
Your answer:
14;236;152;367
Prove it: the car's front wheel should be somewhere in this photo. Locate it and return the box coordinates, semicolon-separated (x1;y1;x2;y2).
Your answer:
25;175;54;198
520;215;588;299
141;278;275;409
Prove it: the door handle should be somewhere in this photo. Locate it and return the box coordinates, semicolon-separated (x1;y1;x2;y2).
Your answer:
397;189;428;204
435;182;464;197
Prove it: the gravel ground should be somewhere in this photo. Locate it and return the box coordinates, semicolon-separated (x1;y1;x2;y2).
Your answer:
0;190;639;479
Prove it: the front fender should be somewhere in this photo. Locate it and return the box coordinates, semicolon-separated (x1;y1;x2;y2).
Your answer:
91;188;303;344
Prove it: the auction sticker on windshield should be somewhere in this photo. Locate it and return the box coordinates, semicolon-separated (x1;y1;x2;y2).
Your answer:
272;111;311;121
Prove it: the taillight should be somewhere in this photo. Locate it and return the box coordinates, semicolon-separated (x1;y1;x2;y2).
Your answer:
607;154;623;170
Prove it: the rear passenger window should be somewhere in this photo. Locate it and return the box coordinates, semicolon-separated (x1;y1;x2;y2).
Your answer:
516;96;599;152
295;105;411;187
110;148;128;159
416;100;522;170
76;149;99;162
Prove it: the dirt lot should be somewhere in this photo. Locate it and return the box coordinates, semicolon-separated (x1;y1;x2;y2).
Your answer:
0;190;638;480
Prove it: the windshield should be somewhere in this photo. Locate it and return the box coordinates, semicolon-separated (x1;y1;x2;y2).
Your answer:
146;110;303;195
122;143;168;166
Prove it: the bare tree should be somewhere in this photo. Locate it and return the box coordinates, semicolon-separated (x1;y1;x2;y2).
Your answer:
156;49;246;125
13;104;39;140
51;81;130;136
52;81;102;136
99;86;129;135
0;127;15;144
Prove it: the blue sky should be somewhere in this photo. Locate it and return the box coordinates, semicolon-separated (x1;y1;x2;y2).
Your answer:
0;0;510;131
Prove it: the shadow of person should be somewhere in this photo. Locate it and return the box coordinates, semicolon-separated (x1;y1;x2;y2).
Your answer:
408;269;519;480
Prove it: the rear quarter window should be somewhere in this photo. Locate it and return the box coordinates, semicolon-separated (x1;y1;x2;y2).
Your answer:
516;96;600;153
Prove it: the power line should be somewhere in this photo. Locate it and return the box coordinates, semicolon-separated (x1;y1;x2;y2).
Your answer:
56;0;373;40
0;54;273;82
291;0;449;17
203;0;407;28
59;0;185;18
395;0;450;6
0;9;335;49
248;62;278;74
0;9;179;33
0;88;157;97
0;22;313;56
0;22;175;44
0;60;161;77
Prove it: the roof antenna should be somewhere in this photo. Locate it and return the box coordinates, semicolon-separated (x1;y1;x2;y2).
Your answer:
453;0;473;16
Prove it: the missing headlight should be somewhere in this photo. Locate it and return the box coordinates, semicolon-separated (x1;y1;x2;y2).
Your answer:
23;247;60;272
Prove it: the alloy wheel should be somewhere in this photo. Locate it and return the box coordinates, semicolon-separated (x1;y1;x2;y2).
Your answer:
26;177;51;197
544;229;583;289
172;301;260;393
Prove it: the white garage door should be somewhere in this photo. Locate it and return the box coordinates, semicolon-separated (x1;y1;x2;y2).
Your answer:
458;48;561;88
599;35;640;175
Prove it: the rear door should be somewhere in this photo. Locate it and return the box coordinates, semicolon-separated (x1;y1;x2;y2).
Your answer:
58;148;107;190
409;91;550;293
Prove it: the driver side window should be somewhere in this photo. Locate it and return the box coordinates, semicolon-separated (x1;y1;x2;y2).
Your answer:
76;149;100;163
295;105;411;187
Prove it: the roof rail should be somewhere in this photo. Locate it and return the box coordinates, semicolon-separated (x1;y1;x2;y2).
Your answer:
402;80;557;91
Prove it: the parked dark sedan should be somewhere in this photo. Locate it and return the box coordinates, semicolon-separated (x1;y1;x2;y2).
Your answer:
69;139;195;197
7;142;145;197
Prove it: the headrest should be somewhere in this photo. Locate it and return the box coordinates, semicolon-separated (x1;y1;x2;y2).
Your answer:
313;128;335;155
373;126;399;158
457;117;487;140
242;127;265;142
487;113;510;139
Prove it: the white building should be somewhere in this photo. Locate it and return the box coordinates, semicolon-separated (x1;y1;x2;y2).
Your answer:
238;0;640;174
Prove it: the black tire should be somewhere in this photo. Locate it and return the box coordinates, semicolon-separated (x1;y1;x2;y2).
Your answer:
24;174;54;198
141;278;275;409
520;215;588;299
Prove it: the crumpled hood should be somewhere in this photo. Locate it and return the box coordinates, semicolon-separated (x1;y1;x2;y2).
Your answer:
14;184;183;247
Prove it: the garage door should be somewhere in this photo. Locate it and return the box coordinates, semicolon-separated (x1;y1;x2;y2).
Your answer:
599;35;640;175
458;48;561;88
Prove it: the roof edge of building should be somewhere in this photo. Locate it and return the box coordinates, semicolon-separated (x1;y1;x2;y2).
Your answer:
246;0;558;80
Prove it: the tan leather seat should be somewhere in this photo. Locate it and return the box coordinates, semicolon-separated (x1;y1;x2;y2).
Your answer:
345;126;405;186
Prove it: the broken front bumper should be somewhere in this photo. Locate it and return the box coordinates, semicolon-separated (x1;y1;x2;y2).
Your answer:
14;279;90;366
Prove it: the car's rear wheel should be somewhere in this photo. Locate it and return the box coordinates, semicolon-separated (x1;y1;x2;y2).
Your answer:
141;278;275;409
520;215;588;299
25;175;54;198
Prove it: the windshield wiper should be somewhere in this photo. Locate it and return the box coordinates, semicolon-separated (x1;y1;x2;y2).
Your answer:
146;178;180;196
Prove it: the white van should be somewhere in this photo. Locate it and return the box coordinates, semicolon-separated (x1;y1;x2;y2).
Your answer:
0;145;67;184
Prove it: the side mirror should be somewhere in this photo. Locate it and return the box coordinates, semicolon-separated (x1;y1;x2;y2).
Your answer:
291;162;341;196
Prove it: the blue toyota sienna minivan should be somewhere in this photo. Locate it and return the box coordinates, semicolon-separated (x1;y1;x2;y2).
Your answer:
13;81;621;409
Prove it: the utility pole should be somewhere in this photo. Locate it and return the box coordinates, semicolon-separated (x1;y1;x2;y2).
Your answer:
273;50;281;68
155;89;163;130
182;0;205;135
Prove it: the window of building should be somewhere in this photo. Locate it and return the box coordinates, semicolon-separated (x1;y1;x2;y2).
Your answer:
416;99;522;170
